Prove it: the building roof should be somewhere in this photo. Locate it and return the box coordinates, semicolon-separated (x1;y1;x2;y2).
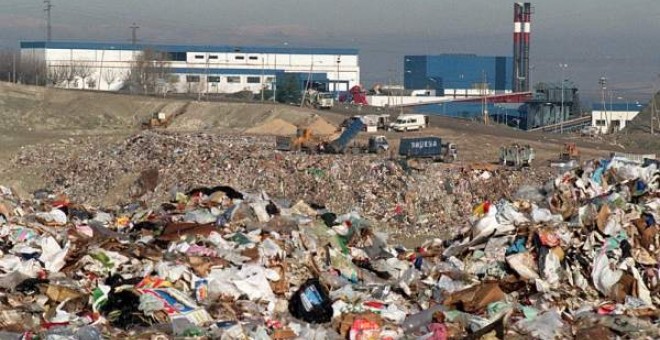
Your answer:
20;41;358;56
405;54;512;59
591;103;645;112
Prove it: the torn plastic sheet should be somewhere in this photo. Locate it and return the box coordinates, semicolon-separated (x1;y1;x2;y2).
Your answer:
592;251;623;296
39;236;69;272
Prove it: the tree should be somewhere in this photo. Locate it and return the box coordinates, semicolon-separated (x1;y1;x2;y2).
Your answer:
0;50;18;82
276;73;302;104
18;57;47;86
47;65;69;87
126;49;171;95
71;62;93;89
102;69;119;90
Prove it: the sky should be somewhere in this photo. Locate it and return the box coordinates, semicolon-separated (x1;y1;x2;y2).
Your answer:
0;0;659;102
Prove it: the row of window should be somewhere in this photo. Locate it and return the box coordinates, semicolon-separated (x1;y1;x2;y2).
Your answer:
594;119;621;127
194;54;261;61
184;75;273;84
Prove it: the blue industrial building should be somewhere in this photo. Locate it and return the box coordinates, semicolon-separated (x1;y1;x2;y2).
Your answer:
404;54;513;96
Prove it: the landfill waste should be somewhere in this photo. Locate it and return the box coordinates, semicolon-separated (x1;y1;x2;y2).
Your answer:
6;130;554;241
0;149;658;338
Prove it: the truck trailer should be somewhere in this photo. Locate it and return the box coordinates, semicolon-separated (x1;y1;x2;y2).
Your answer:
398;136;457;162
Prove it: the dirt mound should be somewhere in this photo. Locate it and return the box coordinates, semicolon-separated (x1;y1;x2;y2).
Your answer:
618;92;660;152
245;118;298;135
0;83;164;132
306;116;338;136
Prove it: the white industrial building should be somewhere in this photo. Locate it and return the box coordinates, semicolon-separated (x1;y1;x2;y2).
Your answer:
591;103;644;134
20;41;359;94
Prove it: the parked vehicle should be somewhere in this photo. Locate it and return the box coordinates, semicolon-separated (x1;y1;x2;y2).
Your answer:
499;144;535;167
580;126;599;137
399;136;457;162
389;114;429;132
342;115;391;132
303;90;334;109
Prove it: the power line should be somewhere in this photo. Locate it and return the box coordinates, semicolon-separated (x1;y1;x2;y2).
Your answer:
44;0;53;41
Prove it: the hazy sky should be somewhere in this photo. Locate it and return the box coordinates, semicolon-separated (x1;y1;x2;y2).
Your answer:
1;0;659;101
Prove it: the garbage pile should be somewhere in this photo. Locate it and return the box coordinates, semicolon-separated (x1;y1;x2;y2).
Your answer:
1;153;658;338
7;131;552;241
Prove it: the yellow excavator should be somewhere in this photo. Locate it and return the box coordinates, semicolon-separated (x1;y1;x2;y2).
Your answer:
276;127;339;152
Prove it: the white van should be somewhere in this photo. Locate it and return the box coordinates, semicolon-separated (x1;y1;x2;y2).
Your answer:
389;114;429;132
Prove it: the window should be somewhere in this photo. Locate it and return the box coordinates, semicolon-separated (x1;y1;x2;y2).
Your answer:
611;120;621;129
194;55;204;60
249;56;259;60
247;76;261;84
265;77;275;83
235;56;245;60
208;55;218;60
208;76;221;83
595;120;606;126
186;75;200;83
227;76;241;83
168;52;186;61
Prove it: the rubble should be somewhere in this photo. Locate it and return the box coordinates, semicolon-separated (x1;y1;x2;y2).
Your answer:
0;135;658;339
6;130;552;242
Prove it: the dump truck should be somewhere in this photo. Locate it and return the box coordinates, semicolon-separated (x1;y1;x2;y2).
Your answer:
499;144;535;167
398;136;457;162
277;120;387;154
304;90;334;109
323;119;365;154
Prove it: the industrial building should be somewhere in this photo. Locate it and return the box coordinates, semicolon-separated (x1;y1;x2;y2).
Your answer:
402;3;530;98
403;54;513;96
20;41;359;94
591;103;644;134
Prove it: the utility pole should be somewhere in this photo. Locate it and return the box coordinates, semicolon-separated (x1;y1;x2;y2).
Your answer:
482;70;489;125
12;52;16;83
261;56;265;102
559;64;568;134
599;77;607;133
44;0;53;41
130;23;140;45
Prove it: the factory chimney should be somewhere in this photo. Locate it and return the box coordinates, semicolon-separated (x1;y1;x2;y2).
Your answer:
513;2;532;92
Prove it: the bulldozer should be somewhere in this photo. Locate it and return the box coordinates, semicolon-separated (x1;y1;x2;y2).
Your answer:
558;143;580;161
549;143;580;169
275;128;326;152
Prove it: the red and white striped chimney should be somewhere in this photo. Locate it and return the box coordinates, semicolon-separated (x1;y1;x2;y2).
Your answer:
522;2;532;92
513;3;524;92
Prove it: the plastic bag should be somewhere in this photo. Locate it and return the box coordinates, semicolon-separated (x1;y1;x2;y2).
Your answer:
289;278;333;324
592;251;623;296
514;310;567;340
